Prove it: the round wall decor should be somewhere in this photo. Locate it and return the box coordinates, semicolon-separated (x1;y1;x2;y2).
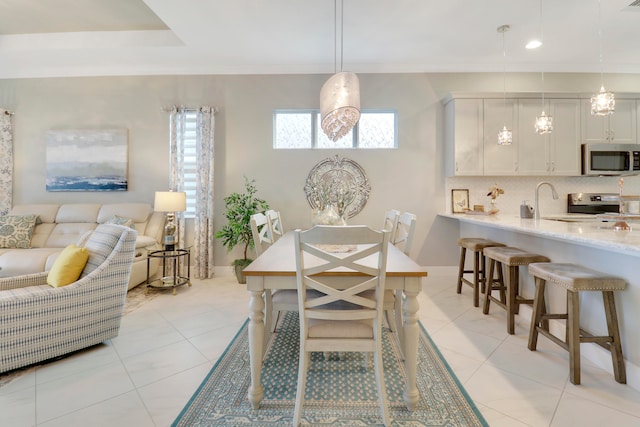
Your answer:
304;155;371;219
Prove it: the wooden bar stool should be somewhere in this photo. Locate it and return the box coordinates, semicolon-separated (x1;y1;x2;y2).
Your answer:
482;246;549;334
527;262;626;385
456;238;505;307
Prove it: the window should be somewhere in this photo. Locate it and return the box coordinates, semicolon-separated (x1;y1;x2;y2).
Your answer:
274;110;397;149
180;110;198;218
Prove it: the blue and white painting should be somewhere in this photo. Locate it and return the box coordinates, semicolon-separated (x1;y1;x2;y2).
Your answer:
46;129;128;192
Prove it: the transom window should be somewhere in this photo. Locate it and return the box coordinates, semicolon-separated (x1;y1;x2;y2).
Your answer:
273;110;397;149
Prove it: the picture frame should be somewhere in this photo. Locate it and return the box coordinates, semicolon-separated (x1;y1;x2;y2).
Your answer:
451;189;469;213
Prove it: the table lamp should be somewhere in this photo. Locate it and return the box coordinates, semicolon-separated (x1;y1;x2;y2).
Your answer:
154;191;187;250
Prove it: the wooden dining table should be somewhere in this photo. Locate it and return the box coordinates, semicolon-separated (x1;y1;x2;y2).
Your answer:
243;231;428;411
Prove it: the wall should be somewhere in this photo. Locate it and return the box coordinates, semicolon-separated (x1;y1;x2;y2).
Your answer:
1;72;639;268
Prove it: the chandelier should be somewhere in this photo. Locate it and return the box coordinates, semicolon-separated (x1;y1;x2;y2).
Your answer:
534;0;553;134
320;0;360;142
497;25;512;146
591;0;615;116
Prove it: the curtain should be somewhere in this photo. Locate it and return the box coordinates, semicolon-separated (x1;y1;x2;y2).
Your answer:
0;110;13;216
169;106;216;279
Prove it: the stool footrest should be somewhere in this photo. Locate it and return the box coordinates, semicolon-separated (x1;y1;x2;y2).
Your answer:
535;328;569;351
540;313;567;321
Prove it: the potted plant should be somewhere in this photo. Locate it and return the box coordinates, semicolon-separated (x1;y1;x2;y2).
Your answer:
216;177;269;283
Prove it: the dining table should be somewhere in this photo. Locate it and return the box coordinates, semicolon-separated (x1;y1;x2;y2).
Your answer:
243;230;428;411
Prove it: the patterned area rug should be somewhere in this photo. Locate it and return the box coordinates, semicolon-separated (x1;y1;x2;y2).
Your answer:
173;312;488;427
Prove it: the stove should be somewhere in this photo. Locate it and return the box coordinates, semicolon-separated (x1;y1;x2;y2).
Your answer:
567;193;620;214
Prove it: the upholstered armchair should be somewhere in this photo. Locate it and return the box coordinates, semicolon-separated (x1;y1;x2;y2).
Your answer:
0;224;136;373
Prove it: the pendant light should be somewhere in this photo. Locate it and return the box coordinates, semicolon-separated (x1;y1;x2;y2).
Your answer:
590;0;615;116
535;0;553;134
320;0;361;142
497;25;512;146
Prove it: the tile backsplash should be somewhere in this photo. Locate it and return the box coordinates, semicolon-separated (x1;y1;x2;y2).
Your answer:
445;175;640;216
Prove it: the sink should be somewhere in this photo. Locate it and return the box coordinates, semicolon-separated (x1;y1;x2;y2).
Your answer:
542;215;599;222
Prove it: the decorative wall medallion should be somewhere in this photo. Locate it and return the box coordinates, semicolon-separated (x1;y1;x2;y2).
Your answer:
304;155;370;219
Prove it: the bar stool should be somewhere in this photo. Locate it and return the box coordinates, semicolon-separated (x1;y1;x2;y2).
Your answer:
528;262;626;385
456;238;505;307
482;246;549;334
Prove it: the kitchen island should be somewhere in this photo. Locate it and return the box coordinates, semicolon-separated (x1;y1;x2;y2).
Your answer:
439;212;640;392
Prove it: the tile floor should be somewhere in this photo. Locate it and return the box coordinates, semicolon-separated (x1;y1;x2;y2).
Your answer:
1;270;639;426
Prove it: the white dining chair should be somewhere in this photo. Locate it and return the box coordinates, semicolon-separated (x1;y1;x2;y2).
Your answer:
250;212;297;340
382;209;400;236
388;212;417;353
265;209;284;241
293;225;391;427
393;212;417;256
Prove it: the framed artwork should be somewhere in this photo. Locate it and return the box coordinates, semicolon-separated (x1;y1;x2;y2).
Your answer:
451;189;469;213
46;129;128;192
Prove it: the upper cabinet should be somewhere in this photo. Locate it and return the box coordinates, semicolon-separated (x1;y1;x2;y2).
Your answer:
518;99;581;176
444;98;484;176
444;93;638;177
483;99;518;175
582;99;637;144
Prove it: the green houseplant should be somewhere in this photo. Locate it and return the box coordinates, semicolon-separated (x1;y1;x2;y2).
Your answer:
215;177;269;283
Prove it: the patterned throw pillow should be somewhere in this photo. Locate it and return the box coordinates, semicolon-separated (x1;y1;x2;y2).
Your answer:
105;214;135;229
0;214;38;248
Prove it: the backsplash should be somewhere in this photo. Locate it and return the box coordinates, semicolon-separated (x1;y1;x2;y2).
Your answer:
445;176;640;216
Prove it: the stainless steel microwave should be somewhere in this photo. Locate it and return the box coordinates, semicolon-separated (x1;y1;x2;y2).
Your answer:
581;143;640;176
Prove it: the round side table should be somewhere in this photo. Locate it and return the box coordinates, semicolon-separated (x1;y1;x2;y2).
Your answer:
146;248;191;295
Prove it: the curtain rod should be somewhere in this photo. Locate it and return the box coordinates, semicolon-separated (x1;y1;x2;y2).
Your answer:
162;105;218;113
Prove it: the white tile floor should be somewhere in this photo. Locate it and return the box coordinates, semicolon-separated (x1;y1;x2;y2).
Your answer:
1;270;639;426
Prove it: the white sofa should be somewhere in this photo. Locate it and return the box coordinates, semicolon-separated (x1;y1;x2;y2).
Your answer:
0;203;164;290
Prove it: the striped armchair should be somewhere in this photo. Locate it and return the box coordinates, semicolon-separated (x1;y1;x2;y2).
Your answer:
0;224;136;373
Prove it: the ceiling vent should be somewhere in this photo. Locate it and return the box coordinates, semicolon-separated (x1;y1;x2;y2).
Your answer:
626;0;640;7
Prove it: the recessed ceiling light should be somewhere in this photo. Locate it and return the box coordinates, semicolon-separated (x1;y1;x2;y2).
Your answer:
526;39;542;49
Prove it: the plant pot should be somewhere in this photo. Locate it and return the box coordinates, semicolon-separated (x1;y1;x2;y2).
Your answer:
232;259;253;284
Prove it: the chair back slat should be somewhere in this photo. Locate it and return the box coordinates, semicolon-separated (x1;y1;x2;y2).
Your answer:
250;212;273;257
265;209;284;241
393;212;417;256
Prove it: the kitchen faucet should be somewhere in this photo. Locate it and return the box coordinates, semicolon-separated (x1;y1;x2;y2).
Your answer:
534;181;559;220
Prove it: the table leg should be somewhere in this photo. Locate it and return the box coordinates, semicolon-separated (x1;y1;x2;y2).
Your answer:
248;289;265;409
402;284;420;411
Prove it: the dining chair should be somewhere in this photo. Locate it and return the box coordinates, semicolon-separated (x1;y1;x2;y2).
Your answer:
265;209;284;241
293;225;391;427
250;212;298;341
382;209;400;236
387;212;417;353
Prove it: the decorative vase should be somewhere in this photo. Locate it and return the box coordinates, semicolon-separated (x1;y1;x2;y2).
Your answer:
312;205;346;226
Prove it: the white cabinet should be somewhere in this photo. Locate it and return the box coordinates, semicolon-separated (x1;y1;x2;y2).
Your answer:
444;98;483;176
518;99;581;175
582;98;637;144
483;99;517;175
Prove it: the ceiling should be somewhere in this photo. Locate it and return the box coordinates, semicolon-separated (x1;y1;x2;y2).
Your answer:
1;0;640;79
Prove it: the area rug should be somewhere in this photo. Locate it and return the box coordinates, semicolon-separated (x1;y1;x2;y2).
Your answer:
173;312;488;427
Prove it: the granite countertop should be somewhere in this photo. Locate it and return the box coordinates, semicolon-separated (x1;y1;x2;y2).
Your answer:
439;212;640;256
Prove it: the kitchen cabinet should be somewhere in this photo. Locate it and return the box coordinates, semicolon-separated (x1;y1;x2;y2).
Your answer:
444;98;483;176
518;99;581;175
581;98;637;144
483;99;517;175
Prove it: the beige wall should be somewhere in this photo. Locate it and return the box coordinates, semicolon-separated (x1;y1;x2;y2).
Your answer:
1;72;639;268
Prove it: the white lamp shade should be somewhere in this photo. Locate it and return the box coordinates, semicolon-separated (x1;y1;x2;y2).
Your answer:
154;191;186;212
320;72;361;142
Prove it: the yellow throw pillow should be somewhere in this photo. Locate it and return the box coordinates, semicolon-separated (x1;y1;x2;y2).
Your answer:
47;244;90;288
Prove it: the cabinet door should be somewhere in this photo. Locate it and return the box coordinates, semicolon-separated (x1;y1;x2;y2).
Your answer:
445;99;483;176
609;99;636;143
549;99;581;175
582;99;637;143
483;99;517;175
518;99;550;175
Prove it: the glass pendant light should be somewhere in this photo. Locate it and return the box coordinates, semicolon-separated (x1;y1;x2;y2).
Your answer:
320;0;360;142
534;0;553;134
497;25;512;146
591;0;615;116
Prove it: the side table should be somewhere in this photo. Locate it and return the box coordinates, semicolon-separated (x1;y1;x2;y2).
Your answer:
147;248;191;295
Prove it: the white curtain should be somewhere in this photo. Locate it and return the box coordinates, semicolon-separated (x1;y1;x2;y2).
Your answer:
169;106;216;279
0;110;13;216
